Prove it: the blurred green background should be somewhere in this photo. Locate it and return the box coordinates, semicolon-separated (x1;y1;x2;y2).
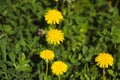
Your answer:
0;0;120;80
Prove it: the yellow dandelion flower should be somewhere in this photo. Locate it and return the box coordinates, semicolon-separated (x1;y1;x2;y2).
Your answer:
46;29;64;45
51;61;68;76
95;53;113;68
40;50;54;61
44;9;63;25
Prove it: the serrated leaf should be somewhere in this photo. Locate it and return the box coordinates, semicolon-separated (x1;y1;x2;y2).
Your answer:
16;53;31;72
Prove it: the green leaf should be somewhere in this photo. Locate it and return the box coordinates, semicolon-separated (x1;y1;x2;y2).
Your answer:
84;74;90;80
39;73;44;80
0;61;7;72
117;61;120;70
107;69;114;76
111;26;120;43
16;53;31;72
82;45;88;54
8;52;15;63
7;68;15;74
19;39;26;47
3;25;13;34
0;38;7;61
4;61;14;67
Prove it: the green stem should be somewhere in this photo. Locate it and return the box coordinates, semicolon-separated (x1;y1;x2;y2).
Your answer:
45;61;48;80
74;0;79;12
67;2;71;15
61;1;65;13
49;24;56;29
13;63;17;69
56;1;59;9
3;72;9;79
103;68;106;80
52;45;55;52
58;75;60;80
115;0;119;7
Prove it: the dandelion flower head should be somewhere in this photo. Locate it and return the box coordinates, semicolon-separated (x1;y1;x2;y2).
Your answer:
44;9;63;25
95;53;113;68
51;61;68;76
46;29;64;45
40;50;54;61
